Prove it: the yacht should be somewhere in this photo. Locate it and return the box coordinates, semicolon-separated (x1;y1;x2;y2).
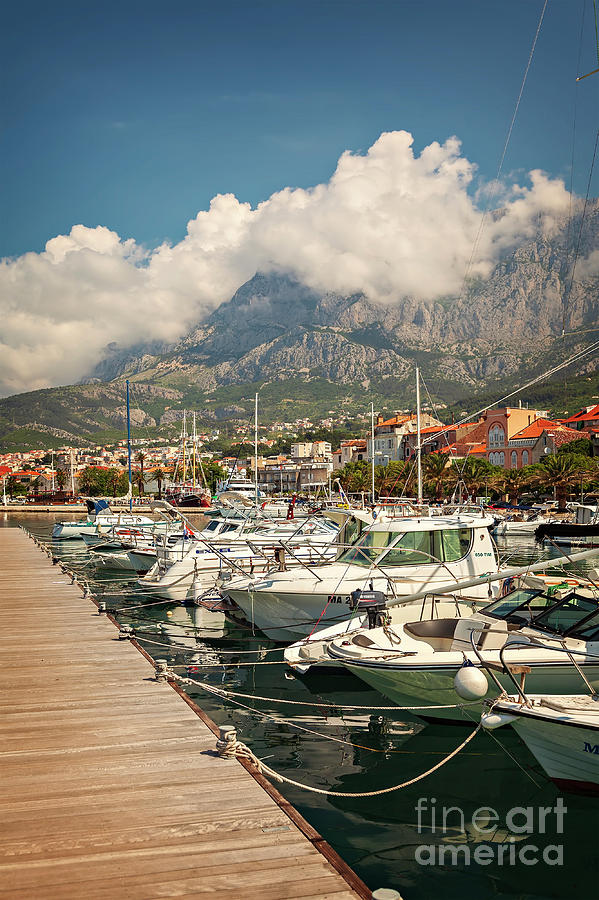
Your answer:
216;474;264;501
223;512;501;641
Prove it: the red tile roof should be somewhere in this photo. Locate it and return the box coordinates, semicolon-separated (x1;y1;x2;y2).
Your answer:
560;404;599;424
511;418;581;440
379;415;411;427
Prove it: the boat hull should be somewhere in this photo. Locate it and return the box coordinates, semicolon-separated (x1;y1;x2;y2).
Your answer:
341;659;599;722
484;701;599;794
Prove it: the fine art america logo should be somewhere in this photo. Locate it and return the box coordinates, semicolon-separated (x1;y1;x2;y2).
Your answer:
415;797;567;867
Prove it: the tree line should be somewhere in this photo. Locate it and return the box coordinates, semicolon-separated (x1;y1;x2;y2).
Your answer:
335;446;598;510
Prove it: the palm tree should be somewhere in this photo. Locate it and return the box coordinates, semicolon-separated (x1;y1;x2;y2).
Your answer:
55;468;67;491
531;455;590;510
132;469;146;497
337;461;370;494
422;452;450;500
450;456;493;502
152;467;166;499
107;469;123;498
497;467;533;505
135;451;146;481
376;461;406;498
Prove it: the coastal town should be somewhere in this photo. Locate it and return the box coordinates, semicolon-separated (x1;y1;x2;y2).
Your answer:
3;401;599;503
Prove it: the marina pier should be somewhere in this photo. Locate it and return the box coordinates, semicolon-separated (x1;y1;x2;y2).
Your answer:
0;527;369;899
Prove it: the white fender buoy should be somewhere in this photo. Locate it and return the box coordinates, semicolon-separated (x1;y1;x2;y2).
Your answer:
481;712;517;730
454;664;489;700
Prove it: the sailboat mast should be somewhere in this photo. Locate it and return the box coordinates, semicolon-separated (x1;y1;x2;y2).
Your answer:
416;367;423;504
370;402;375;504
182;410;187;483
254;392;259;509
192;412;197;491
126;379;132;511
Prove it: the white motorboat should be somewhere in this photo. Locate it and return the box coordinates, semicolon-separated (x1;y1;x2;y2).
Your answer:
223;512;501;641
494;514;559;536
52;499;154;540
325;562;599;722
139;515;340;603
81;519;178;549
216;474;264;501
482;694;599;795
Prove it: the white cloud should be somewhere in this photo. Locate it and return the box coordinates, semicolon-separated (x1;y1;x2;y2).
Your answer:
0;130;575;396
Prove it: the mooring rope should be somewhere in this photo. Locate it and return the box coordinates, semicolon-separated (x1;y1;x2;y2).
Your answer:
181;676;479;712
215;721;482;797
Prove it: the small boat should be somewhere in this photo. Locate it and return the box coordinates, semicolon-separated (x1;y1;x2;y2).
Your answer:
88;545;157;574
535;503;599;544
52;500;154;540
323;553;599;722
139;515;339;603
482;694;599;795
494;514;559;536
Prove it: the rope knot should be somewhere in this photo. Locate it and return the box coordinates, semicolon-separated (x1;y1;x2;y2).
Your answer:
215;726;282;781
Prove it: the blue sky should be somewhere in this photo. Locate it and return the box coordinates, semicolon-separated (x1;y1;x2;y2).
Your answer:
2;0;598;259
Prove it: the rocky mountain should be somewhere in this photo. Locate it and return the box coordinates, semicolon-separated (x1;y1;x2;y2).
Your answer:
117;203;599;391
2;204;599;450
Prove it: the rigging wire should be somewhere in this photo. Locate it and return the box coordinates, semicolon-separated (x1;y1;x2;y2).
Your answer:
421;336;599;448
460;0;548;295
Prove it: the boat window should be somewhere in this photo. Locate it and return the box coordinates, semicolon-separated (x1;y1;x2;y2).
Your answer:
532;593;599;636
339;516;363;549
440;528;472;562
381;527;472;566
204;520;220;532
481;589;547;622
381;531;434;565
337;530;400;566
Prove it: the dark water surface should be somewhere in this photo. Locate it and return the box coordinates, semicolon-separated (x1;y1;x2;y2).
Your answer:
4;512;599;899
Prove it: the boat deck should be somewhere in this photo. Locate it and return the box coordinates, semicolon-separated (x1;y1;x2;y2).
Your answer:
0;527;369;899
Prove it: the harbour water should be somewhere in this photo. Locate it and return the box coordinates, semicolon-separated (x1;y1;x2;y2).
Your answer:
3;512;599;899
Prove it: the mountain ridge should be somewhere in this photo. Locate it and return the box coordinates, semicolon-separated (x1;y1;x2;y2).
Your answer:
2;205;599;450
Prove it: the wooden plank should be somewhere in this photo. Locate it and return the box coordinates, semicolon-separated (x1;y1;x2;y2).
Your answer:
0;528;370;899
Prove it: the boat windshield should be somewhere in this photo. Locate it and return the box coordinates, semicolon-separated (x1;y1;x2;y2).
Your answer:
482;589;599;639
531;593;599;639
481;589;552;624
337;527;472;567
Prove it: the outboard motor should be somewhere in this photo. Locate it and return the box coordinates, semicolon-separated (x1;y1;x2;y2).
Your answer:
349;589;388;630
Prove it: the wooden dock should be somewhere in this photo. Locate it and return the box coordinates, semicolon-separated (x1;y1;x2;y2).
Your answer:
0;527;370;899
